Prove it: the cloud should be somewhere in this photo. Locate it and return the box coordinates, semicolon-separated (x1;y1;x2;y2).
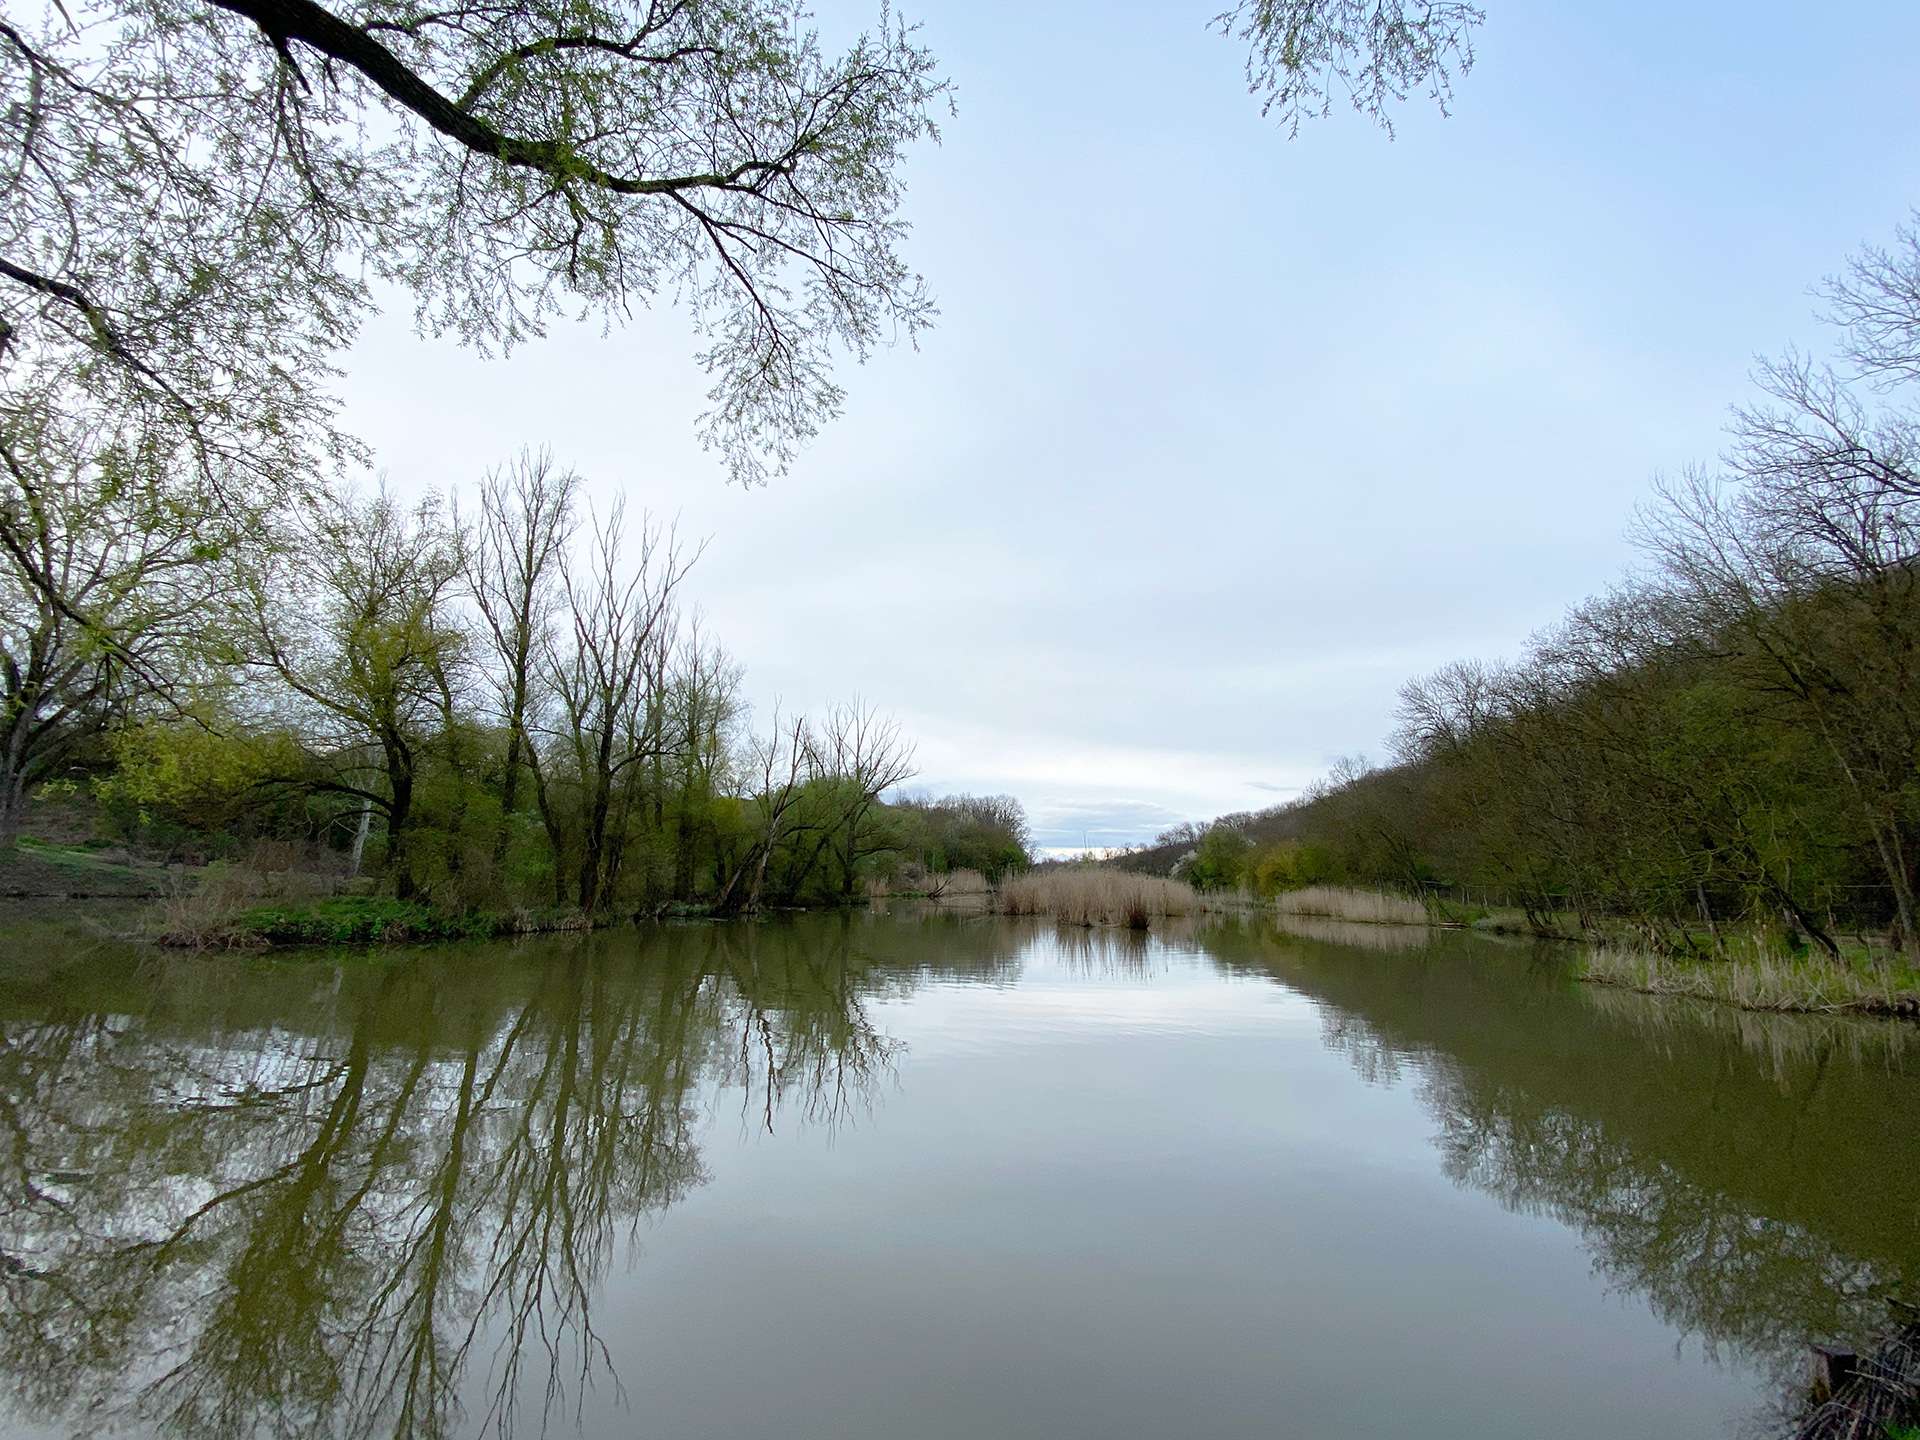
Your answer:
1026;797;1185;848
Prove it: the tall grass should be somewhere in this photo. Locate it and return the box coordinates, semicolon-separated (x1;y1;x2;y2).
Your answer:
1581;943;1920;1016
998;870;1198;928
1276;886;1428;926
155;862;341;948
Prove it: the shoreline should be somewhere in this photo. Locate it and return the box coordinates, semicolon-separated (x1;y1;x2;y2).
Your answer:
1578;944;1920;1020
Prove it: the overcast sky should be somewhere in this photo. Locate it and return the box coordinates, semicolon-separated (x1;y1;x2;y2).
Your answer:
336;0;1920;854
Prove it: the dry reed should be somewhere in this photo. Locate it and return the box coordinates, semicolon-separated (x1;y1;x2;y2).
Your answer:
997;870;1198;928
1581;944;1920;1016
1275;886;1429;926
155;863;345;948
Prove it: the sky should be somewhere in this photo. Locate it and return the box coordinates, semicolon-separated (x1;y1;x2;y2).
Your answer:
335;0;1920;855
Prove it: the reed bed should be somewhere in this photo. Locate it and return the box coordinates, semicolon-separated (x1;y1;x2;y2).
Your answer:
997;870;1198;928
1581;944;1920;1016
1275;886;1429;926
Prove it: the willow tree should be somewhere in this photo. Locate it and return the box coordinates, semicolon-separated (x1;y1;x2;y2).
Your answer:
1;0;1481;493
1;0;949;493
245;485;469;898
1216;0;1483;135
0;411;242;845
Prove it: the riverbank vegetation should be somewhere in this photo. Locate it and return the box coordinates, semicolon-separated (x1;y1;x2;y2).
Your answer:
998;870;1200;928
3;454;1032;940
1580;944;1920;1018
1117;225;1920;1015
1277;886;1429;926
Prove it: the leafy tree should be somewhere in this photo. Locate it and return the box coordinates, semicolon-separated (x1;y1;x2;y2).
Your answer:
0;411;244;846
1181;823;1252;891
1;0;949;488
893;792;1030;882
1248;838;1335;895
243;484;469;898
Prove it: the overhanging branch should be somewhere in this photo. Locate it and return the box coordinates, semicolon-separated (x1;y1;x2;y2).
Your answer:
208;0;795;197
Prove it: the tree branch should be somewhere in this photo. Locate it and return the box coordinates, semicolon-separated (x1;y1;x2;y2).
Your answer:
208;0;793;197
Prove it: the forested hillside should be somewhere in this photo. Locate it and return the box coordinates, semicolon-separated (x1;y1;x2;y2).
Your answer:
1122;224;1920;961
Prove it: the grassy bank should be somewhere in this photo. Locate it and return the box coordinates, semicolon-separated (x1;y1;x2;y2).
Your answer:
157;893;599;948
147;862;627;949
1580;943;1920;1017
0;837;168;898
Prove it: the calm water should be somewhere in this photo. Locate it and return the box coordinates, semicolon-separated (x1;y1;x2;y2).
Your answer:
2;910;1916;1440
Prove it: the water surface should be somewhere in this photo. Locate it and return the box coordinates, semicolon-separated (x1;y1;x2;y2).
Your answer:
2;911;1915;1439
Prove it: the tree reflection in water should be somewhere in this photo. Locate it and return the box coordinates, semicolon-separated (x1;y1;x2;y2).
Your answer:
0;915;1020;1440
1201;917;1920;1409
5;913;1916;1440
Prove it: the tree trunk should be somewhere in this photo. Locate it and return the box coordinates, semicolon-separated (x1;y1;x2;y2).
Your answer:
496;668;528;863
578;777;611;914
386;745;417;901
523;748;568;909
0;777;22;852
348;798;373;876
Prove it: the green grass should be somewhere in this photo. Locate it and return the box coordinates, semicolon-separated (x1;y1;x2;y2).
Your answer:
235;897;510;946
13;837;130;868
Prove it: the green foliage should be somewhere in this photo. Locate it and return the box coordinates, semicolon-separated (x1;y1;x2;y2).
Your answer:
1241;571;1918;947
27;458;957;930
890;794;1032;884
94;707;305;830
1181;826;1253;892
235;897;509;946
1248;840;1338;896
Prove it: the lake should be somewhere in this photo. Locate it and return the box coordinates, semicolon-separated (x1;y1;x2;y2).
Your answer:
2;909;1915;1439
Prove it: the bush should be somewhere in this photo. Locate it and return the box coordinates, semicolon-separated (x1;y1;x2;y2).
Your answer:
1249;840;1338;897
236;897;507;946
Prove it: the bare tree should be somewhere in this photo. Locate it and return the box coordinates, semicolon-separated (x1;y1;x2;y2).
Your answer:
713;706;811;915
466;450;579;864
814;697;916;902
540;505;694;913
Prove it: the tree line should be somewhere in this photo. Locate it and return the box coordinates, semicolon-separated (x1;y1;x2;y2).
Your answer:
6;450;1028;915
1;0;1442;920
1137;222;1920;962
